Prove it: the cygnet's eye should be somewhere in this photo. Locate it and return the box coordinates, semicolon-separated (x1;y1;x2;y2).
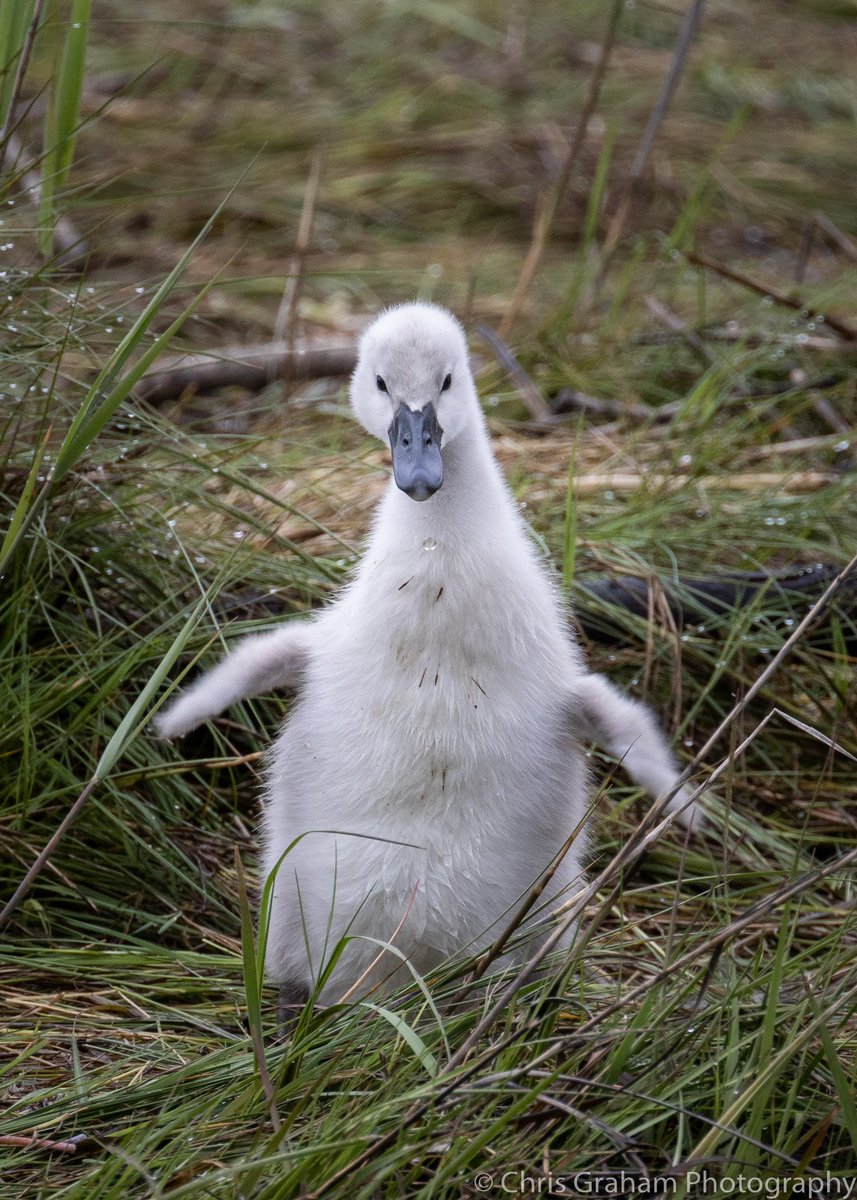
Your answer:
441;373;452;392
376;375;388;394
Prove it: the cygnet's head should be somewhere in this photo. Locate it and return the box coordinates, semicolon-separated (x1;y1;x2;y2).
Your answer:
350;303;475;501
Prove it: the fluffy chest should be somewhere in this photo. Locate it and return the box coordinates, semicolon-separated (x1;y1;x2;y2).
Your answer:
279;538;579;823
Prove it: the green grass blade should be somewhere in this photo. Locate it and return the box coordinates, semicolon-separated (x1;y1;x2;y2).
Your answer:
0;423;50;577
358;1002;438;1077
39;0;90;254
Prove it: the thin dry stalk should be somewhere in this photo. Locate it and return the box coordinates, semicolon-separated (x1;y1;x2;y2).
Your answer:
571;470;837;494
445;549;857;1067
0;0;46;147
812;210;857;262
461;806;594;993
499;0;623;337
600;0;706;261
336;883;419;1004
0;777;98;932
274;150;323;360
499;838;857;1092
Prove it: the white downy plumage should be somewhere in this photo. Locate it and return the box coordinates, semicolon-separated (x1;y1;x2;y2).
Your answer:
158;303;701;1005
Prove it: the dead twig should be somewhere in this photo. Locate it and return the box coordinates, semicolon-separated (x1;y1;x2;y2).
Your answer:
499;0;623;336
0;1132;84;1155
134;343;357;406
476;325;552;422
644;295;715;369
687;251;857;342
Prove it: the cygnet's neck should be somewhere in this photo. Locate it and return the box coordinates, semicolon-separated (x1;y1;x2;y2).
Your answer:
377;412;520;550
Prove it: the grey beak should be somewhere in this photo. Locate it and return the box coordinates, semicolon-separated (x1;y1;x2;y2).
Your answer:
389;402;444;501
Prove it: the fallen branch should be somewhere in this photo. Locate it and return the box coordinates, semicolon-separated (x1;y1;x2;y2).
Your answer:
577;561;857;648
134;343;357;406
552;388;653;422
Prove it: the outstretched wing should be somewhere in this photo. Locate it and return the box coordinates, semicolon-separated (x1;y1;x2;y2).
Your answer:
156;623;311;738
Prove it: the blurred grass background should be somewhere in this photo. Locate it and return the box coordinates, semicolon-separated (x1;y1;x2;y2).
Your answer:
1;1;856;1195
